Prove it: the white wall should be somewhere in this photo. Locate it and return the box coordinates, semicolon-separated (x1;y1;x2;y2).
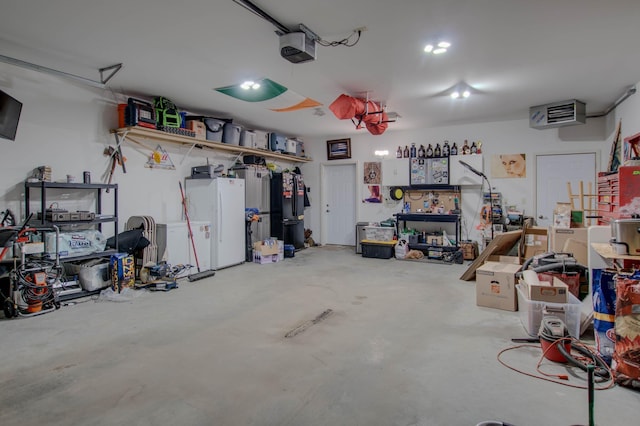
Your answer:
301;93;640;245
0;62;293;235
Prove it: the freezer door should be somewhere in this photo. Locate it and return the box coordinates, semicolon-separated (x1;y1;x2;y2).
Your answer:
284;220;305;250
214;178;246;269
186;178;245;270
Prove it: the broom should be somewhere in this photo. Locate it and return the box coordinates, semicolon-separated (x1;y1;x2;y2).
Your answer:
178;181;216;282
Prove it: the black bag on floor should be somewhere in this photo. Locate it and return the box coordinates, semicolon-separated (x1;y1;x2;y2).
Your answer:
106;229;150;254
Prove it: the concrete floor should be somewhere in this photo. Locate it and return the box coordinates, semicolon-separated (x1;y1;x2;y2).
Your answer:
0;245;638;426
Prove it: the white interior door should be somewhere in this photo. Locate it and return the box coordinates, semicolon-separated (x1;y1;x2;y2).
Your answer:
535;152;597;228
322;163;356;245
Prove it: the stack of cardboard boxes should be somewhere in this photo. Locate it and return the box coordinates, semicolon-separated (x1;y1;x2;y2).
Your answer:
475;224;586;337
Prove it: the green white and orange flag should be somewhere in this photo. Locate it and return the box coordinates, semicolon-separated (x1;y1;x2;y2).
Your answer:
214;78;321;112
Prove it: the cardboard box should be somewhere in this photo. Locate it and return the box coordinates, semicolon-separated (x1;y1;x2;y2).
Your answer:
476;261;522;311
487;255;521;265
553;202;572;228
187;120;207;139
460;240;478;260
519;270;568;303
253;252;278;264
253;240;278;256
520;227;548;261
426;234;443;246
548;227;588;265
110;253;135;293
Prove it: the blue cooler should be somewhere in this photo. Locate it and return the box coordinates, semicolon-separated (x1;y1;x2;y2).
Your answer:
270;133;287;152
284;244;295;258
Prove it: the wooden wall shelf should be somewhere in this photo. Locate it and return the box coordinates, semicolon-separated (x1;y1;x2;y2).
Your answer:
591;242;640;261
112;126;312;163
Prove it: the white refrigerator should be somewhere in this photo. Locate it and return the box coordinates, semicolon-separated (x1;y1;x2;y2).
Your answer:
185;178;245;269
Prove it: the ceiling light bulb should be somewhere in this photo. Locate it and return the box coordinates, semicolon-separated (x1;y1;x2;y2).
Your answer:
462;90;470;98
437;41;451;48
251;83;261;89
433;47;447;54
424;44;434;53
451;91;460;99
241;80;255;90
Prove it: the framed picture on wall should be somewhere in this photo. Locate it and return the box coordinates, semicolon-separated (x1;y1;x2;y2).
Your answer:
327;138;351;160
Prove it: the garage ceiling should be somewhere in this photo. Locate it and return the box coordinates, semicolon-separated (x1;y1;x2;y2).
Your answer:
1;0;640;138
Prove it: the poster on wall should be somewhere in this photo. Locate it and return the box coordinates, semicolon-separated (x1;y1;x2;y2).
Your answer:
363;162;382;203
363;162;381;184
490;153;526;178
363;184;382;203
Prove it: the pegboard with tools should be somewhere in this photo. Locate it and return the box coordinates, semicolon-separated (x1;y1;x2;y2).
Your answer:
403;189;461;214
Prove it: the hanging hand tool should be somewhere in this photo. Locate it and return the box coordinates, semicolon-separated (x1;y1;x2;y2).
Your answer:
114;133;126;173
103;146;117;192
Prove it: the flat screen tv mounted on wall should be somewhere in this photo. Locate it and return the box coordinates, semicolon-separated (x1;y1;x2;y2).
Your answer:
0;89;23;141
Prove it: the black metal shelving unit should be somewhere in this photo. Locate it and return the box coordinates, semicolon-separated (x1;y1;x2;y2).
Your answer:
394;213;463;264
24;181;119;300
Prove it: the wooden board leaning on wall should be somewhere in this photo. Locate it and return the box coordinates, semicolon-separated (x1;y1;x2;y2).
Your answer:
403;189;461;214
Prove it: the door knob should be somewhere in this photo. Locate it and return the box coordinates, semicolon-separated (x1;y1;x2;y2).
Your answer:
538;215;544;219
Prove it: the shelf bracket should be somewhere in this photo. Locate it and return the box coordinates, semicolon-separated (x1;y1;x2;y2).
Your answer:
180;143;200;165
231;152;243;167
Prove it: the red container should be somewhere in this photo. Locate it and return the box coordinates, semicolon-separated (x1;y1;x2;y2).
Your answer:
540;336;571;363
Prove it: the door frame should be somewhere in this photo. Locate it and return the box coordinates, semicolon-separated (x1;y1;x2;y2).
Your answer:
534;151;599;227
320;161;358;245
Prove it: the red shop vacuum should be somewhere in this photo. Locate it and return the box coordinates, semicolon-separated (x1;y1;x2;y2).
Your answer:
538;316;572;362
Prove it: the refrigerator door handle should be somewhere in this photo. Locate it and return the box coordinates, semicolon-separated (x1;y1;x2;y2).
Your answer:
291;176;297;217
219;191;223;243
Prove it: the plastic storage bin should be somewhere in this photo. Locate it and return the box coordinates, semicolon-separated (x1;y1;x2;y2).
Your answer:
363;226;395;242
239;129;256;148
516;284;582;338
223;122;242;145
203;118;225;141
65;258;111;291
361;240;396;259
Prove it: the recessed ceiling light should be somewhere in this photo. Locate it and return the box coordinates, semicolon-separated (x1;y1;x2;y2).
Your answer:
424;41;451;54
241;80;261;90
